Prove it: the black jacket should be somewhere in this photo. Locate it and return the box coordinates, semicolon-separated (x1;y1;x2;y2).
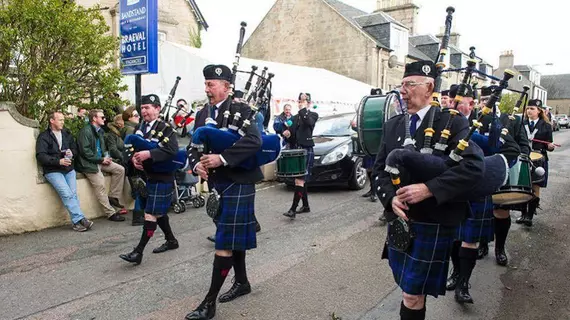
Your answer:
290;108;319;148
36;128;78;175
501;113;530;155
524;118;553;161
478;114;521;163
190;99;263;185
135;119;179;183
373;107;485;226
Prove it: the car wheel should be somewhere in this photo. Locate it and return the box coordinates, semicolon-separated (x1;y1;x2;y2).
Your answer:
348;157;367;190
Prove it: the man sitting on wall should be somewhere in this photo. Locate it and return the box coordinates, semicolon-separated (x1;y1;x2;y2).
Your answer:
36;111;94;232
76;109;126;222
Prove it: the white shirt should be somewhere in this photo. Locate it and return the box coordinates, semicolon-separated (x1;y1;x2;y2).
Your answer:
212;100;225;119
143;119;157;133
410;105;431;131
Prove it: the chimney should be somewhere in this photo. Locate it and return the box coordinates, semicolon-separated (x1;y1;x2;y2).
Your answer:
376;0;419;35
435;26;460;47
499;50;514;69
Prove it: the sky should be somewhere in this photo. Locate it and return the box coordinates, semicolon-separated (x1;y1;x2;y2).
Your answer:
194;0;569;76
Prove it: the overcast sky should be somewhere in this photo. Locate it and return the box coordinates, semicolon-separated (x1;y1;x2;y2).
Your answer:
194;0;568;75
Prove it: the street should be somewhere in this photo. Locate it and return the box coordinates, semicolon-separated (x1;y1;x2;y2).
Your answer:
1;130;570;320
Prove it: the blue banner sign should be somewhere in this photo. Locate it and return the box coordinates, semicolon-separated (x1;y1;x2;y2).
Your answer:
120;0;158;74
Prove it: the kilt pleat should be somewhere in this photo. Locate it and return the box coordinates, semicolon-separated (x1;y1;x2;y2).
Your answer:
456;196;495;243
144;182;174;216
213;182;257;251
387;221;456;297
362;155;375;169
304;147;314;181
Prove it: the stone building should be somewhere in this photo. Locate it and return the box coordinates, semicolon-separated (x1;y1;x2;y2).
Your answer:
541;74;570;115
76;0;208;47
493;51;547;103
241;0;493;92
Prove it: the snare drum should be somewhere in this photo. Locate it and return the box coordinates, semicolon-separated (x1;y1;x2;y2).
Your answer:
530;151;546;184
276;149;307;178
492;155;533;206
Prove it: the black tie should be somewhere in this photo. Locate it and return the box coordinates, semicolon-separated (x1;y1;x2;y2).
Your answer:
530;121;535;131
410;114;420;136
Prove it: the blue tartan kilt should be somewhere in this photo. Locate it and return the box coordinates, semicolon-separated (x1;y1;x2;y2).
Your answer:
143;182;174;216
535;160;549;188
362;155;375;169
213;182;257;251
455;196;495;243
303;147;314;182
386;221;457;297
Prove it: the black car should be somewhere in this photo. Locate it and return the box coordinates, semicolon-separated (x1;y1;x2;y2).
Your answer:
281;112;368;190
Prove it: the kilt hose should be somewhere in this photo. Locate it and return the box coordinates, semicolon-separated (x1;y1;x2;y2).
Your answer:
143;182;174;216
386;221;457;297
213;181;257;251
456;196;495;244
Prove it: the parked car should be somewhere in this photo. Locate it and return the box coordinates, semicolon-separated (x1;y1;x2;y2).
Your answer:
280;112;368;190
556;114;568;128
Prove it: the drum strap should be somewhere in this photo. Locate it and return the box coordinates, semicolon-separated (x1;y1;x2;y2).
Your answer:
524;124;538;141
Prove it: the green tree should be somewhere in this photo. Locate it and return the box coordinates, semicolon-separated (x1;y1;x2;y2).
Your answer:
0;0;127;125
498;93;520;115
189;26;202;48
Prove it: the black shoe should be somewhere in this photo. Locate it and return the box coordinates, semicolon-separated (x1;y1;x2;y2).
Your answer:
495;248;508;266
131;210;144;226
296;206;310;214
455;279;474;304
255;221;261;233
185;299;216;320
477;243;489;260
218;281;252;303
516;215;533;227
152;240;179;253
362;190;373;197
109;197;124;208
446;270;460;291
206;235;215;243
119;251;142;265
108;213;126;222
283;209;296;219
370;194;377;202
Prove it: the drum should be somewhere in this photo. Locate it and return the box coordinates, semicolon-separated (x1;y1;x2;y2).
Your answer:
356;92;403;156
530;151;546;183
492;155;533;206
276;149;307;178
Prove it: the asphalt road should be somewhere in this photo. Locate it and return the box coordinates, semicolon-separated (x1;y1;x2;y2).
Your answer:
1;130;569;320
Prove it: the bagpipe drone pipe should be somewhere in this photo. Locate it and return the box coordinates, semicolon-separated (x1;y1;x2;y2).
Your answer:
189;22;282;171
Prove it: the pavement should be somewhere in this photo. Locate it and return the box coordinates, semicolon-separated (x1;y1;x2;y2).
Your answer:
1;130;570;320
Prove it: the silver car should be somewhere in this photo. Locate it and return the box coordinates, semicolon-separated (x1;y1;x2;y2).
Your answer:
556;114;569;128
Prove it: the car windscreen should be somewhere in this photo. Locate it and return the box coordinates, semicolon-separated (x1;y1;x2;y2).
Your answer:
313;114;355;137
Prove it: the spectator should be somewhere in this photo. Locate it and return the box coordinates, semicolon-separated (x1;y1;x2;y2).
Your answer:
36;111;93;232
105;114;125;165
273;104;293;147
121;106;140;138
77;108;88;122
76;109;126;222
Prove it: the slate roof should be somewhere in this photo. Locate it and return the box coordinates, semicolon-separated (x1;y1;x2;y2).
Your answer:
323;0;367;25
408;43;432;60
187;0;209;30
540;74;570;100
354;11;407;29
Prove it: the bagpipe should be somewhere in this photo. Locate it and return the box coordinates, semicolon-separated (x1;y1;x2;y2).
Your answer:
124;77;189;173
189;22;282;171
382;8;516;201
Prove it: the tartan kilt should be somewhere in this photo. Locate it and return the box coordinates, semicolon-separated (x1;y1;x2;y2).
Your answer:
362;155;375;169
213;182;257;251
386;221;456;297
303;147;314;182
455;196;495;244
143;182;174;216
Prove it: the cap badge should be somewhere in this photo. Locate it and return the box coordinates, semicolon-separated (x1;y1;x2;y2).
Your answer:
215;68;222;76
422;65;431;75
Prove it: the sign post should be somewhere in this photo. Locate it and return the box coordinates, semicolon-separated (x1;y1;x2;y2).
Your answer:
119;0;158;114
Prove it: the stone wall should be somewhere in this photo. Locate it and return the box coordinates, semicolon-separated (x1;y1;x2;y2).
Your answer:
376;0;418;35
76;0;201;46
549;100;570;116
0;102;133;236
242;0;379;85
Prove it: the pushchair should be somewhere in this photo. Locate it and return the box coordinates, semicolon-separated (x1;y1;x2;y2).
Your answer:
171;167;205;213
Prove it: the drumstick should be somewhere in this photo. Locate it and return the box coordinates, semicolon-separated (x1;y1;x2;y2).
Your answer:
532;138;561;147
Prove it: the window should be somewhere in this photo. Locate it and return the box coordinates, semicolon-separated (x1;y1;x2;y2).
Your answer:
390;24;409;63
